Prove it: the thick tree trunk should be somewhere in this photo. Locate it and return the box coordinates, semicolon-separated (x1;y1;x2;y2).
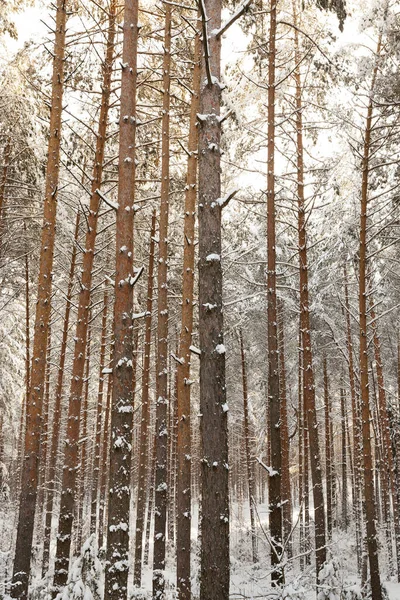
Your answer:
11;2;68;596
134;210;156;586
266;0;282;584
41;210;80;577
52;4;116;592
104;0;138;595
98;343;113;550
198;0;230;596
152;6;172;599
240;331;258;563
175;25;201;600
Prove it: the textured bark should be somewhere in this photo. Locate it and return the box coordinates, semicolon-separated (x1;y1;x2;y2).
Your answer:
358;35;383;600
42;210;80;576
175;25;201;600
90;290;108;535
266;0;282;583
104;0;138;595
144;429;157;566
293;6;326;573
53;4;116;592
198;0;230;595
153;7;172;598
240;331;258;563
134;210;156;586
11;3;68;596
278;303;292;558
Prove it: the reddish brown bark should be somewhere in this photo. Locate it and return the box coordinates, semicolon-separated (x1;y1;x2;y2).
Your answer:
11;2;69;595
198;0;230;595
52;4;116;591
175;25;201;600
104;0;138;595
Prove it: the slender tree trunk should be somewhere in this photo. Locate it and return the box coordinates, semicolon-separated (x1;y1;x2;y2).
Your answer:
144;428;157;567
75;321;92;554
266;0;282;584
323;358;333;539
134;210;156;586
98;343;113;551
104;0;138;596
340;386;348;530
358;35;383;600
298;332;304;569
11;2;68;595
0;138;11;249
175;25;201;600
90;290;108;535
343;264;362;572
293;5;326;573
198;0;230;596
278;302;292;559
52;4;117;592
152;7;172;599
369;296;400;578
41;210;80;577
240;331;258;563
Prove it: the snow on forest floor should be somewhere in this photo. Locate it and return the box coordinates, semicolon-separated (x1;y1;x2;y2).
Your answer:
1;502;400;599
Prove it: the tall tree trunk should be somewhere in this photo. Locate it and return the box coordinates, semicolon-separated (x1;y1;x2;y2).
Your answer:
75;320;92;554
278;302;292;559
340;386;348;530
98;343;113;551
104;0;138;596
323;358;333;539
152;7;172;598
175;25;201;600
240;330;258;563
369;296;400;578
293;3;326;573
90;289;108;535
266;0;282;584
52;4;117;592
298;330;304;569
198;0;230;596
358;35;383;600
42;210;80;577
134;210;156;586
11;2;68;596
343;264;362;572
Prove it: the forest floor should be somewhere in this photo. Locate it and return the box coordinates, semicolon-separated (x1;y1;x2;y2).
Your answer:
1;501;400;599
